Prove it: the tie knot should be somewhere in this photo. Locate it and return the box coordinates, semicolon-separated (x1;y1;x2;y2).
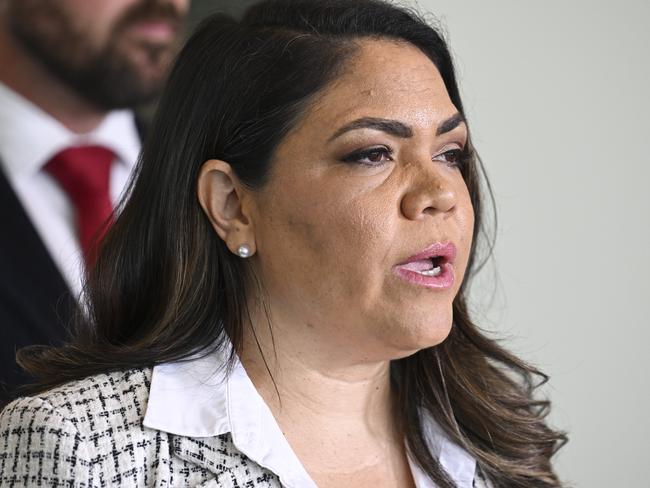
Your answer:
44;145;116;267
45;145;115;196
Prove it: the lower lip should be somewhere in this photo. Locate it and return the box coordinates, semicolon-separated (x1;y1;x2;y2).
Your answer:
393;262;455;289
128;21;177;43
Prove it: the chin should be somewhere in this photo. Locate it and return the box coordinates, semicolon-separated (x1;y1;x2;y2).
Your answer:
387;311;454;358
415;321;453;350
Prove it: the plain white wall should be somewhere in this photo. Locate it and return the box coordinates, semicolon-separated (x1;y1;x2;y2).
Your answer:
412;0;650;486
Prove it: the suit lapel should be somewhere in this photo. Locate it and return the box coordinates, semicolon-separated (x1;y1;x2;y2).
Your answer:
170;434;281;487
0;165;76;397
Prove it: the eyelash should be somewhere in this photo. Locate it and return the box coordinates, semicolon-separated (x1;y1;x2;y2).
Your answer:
342;146;394;166
341;146;468;168
436;148;464;167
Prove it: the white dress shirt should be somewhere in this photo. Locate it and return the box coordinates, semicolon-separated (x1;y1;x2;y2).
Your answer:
143;345;477;488
0;82;141;297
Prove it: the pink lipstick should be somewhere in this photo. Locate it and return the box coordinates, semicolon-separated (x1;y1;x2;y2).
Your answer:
393;242;456;289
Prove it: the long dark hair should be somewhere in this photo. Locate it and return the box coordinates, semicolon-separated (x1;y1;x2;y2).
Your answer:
17;1;566;486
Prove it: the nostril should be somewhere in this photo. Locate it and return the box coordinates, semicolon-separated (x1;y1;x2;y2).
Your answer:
400;182;457;220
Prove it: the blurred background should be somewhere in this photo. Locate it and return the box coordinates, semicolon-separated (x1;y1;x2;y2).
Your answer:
416;2;650;486
189;0;650;485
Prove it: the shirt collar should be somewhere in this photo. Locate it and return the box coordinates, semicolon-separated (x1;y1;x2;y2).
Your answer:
143;345;476;488
143;344;317;488
0;81;140;178
416;412;477;487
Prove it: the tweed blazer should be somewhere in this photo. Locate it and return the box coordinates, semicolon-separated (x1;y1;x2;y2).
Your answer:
0;368;491;487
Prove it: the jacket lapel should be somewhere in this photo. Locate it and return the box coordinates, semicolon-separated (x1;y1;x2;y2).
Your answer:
170;433;281;487
0;165;76;399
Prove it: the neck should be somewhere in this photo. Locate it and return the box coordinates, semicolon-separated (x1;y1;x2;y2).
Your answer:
243;339;394;425
239;316;415;486
0;21;106;133
239;300;397;425
239;309;404;462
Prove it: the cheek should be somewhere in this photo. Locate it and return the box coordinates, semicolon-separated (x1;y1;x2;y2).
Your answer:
70;1;117;34
456;183;475;277
256;182;394;299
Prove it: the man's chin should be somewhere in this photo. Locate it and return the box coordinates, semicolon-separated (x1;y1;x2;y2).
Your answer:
119;36;173;71
79;47;171;108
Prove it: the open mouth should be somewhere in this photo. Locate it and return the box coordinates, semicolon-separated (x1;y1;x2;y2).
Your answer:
419;256;445;276
393;242;456;289
397;255;447;277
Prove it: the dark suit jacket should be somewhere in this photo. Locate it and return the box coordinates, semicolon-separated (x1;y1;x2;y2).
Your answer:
0;165;76;403
0;114;146;404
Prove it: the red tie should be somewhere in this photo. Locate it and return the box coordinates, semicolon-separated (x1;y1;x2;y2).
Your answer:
44;145;115;267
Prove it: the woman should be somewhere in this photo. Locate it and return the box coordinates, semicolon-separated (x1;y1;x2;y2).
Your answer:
0;1;566;486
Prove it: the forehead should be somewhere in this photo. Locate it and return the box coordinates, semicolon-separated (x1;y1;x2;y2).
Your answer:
301;39;457;133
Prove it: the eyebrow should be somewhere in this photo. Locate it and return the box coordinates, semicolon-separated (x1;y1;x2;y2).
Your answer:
436;112;466;136
327;112;466;142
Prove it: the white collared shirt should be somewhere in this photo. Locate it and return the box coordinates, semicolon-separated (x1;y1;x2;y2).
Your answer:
0;82;141;296
143;346;477;488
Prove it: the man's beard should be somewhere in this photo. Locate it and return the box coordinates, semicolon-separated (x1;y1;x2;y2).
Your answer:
8;0;184;110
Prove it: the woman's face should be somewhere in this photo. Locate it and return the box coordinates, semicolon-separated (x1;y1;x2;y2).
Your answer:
247;39;474;362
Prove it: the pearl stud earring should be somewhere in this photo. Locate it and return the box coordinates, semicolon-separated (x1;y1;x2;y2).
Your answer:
237;244;251;258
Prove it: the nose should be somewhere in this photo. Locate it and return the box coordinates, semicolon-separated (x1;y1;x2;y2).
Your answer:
400;167;457;220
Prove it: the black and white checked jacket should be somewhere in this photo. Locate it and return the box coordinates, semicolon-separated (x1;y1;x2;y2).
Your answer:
0;368;491;487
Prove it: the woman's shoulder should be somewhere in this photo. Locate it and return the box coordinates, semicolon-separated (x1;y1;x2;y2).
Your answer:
1;367;153;434
0;368;160;487
0;366;281;487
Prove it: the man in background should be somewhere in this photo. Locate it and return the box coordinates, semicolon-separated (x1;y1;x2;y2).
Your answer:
0;0;189;400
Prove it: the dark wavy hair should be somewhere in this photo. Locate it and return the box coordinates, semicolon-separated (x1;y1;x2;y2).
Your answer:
17;1;567;486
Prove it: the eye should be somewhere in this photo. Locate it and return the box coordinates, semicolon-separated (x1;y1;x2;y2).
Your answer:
341;146;393;166
433;148;464;168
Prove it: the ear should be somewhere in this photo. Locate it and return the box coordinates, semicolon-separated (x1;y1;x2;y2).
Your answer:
197;159;256;257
